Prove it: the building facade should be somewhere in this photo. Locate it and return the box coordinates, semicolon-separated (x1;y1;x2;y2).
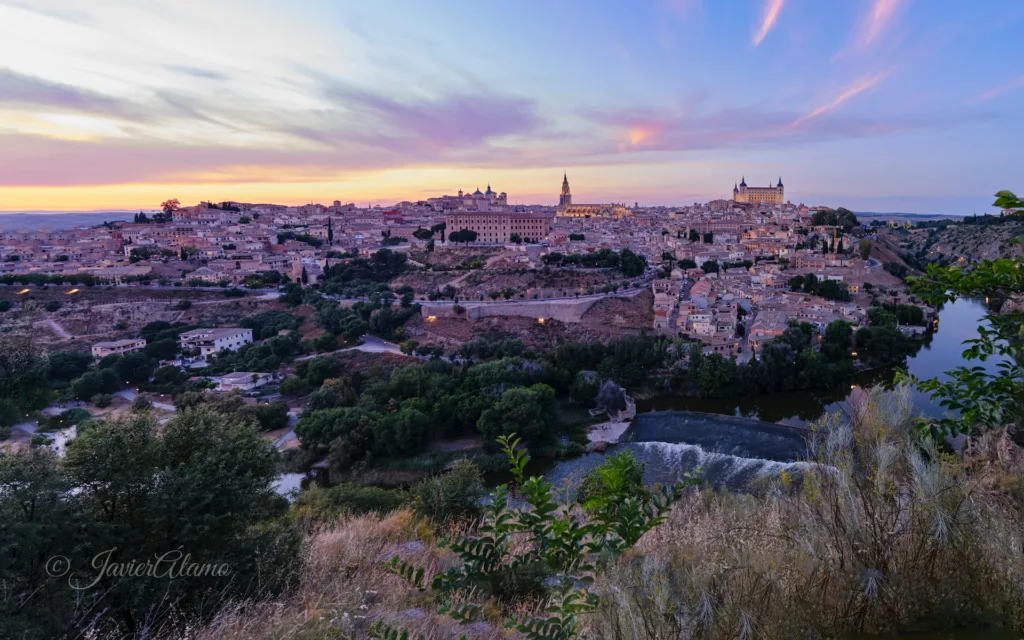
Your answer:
91;338;147;359
444;211;553;244
556;174;629;219
179;328;254;358
732;177;785;205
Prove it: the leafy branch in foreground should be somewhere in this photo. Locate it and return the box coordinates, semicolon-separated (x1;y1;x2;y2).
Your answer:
900;249;1022;438
349;435;696;639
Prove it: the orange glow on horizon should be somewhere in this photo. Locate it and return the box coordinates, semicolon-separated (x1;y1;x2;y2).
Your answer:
0;160;725;211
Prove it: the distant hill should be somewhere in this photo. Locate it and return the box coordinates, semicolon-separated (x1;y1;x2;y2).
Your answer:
854;212;965;223
0;211;147;231
879;214;1024;264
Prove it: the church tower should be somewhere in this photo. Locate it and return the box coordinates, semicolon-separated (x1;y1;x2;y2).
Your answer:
559;173;572;207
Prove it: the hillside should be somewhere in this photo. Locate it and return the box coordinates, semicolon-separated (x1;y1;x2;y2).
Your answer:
880;216;1024;266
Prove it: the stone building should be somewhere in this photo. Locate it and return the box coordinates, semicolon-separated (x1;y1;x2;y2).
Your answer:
733;177;785;205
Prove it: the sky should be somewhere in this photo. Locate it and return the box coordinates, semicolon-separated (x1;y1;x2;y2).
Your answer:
0;0;1022;214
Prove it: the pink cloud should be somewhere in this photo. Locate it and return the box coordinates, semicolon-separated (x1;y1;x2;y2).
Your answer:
972;74;1024;103
752;0;785;46
790;71;892;127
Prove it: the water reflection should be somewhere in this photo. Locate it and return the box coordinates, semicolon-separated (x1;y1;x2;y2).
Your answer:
637;298;1001;426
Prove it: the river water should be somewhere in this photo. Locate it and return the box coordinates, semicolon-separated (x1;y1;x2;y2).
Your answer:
543;298;1003;491
637;297;997;425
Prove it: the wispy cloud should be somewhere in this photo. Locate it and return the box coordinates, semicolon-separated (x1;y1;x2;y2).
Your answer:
972;74;1024;103
861;0;906;46
790;71;892;127
0;69;140;120
752;0;785;46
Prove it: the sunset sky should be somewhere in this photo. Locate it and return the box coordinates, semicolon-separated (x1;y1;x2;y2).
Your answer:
1;0;1022;213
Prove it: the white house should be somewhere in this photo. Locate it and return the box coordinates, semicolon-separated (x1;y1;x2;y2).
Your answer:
92;338;147;359
179;328;253;358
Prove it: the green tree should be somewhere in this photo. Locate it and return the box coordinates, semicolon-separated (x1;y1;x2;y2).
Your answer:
71;368;120;400
47;351;93;381
477;384;558;444
859;239;872;260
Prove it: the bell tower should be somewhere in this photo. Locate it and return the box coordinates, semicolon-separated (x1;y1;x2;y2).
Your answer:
559;173;572;207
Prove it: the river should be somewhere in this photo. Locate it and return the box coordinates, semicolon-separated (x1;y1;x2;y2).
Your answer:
636;297;998;425
542;298;1003;491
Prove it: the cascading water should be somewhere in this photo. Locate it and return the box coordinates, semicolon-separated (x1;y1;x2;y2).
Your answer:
544;410;813;493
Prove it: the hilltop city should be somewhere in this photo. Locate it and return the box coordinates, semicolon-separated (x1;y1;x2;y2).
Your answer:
1;174;930;371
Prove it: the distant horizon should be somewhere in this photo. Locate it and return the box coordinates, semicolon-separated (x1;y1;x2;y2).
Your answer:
0;205;974;218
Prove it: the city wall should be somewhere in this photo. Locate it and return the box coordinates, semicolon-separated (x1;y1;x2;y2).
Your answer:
419;291;640;324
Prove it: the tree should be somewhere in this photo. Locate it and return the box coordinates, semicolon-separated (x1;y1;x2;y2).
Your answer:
477;384;558;444
280;377;312;397
859;239;872;260
327;217;334;245
160;198;180;215
0;338;50;422
701;259;720;274
688;229;700;242
71;369;120;400
9;410;301;635
47;351;93;381
448;228;478;244
678;258;697;270
703;231;713;244
510;233;522;244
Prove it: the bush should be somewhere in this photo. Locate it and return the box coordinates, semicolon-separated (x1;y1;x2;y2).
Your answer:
91;393;114;408
130;395;153;412
280;377;312;397
0;300;11;312
293;483;408;523
43;300;61;312
411;459;485;522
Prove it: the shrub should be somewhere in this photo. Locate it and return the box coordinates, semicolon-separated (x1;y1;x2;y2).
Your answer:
370;434;695;640
91;393;114;408
130;395;153;412
410;458;484;522
43;300;61;312
293;483;408;523
280;377;312;397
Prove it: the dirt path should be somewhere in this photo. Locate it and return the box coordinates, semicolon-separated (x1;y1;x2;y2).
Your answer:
36;318;72;340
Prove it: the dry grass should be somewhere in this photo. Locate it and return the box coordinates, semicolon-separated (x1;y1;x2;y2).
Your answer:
585;388;1024;639
190;511;513;640
183;388;1024;640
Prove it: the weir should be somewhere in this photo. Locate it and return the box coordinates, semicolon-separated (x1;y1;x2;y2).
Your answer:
544;410;811;493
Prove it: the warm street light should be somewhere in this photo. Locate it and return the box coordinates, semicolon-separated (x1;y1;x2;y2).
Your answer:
67;288;80;294
537;318;545;324
16;288;29;294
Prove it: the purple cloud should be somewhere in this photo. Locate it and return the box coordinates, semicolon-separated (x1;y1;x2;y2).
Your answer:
322;83;544;149
0;69;141;119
